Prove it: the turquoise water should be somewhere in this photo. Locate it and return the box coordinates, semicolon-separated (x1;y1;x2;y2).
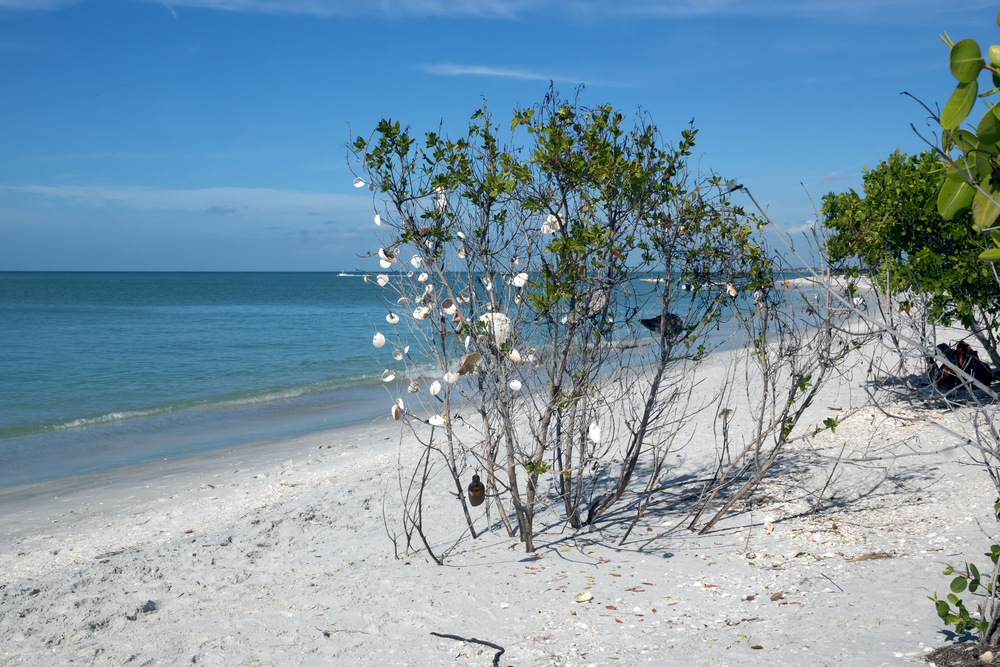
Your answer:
0;272;389;487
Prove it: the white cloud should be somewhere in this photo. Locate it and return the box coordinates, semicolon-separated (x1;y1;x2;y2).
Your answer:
0;184;368;215
419;62;579;83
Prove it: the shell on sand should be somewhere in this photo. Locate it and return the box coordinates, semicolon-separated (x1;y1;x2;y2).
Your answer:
457;352;482;376
373;332;386;348
573;592;592;603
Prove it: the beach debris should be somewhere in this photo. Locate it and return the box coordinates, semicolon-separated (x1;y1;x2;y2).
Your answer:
353;176;365;188
573;591;592;603
391;404;402;420
429;414;446;426
407;381;419;393
479;312;511;346
511;272;528;288
443;371;461;384
769;592;784;602
386;312;399;324
458;352;482;376
468;474;485;506
418;272;429;283
429;380;441;396
509;380;522;391
376;274;389;287
374;213;381;226
378;248;398;264
508;349;522;364
392;349;403;361
373;332;386;348
381;369;395;382
588;423;601;444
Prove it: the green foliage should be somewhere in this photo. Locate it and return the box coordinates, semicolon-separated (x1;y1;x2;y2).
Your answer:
821;151;1000;354
929;500;1000;642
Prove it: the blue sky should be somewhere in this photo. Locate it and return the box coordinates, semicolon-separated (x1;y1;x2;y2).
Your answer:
0;0;995;271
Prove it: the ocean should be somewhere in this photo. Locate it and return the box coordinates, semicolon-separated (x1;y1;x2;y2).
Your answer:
0;271;809;489
0;272;389;488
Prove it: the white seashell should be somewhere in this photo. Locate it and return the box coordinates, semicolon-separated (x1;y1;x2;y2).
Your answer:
429;414;446;426
396;296;410;304
457;247;467;259
418;272;429;283
588;423;601;444
374;213;381;226
411;256;422;268
392;349;403;360
413;306;431;320
381;369;396;382
379;259;392;269
376;274;389;287
429;380;441;396
424;284;434;293
396;397;404;409
483;278;493;291
443;371;461;384
363;276;370;284
425;240;434;250
479;312;511;346
386;313;400;324
391;404;402;420
457;231;466;239
407;381;419;393
378;248;398;264
508;349;522;364
509;380;522;391
404;346;410;354
435;186;447;210
441;298;457;315
573;591;592;603
407;271;414;277
541;213;561;233
512;272;528;288
353;176;366;188
464;336;471;351
373;332;386;348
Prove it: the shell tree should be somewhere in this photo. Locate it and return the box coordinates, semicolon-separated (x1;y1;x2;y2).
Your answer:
350;91;771;557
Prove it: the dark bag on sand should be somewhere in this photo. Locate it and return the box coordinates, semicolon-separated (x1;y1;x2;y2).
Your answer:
931;341;993;389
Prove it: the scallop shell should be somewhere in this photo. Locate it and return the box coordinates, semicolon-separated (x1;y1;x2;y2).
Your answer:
458;352;482;376
381;369;396;382
573;591;592;603
386;313;399;324
373;332;386;348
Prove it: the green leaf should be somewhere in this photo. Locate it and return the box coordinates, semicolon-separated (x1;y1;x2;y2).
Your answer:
970;563;981;580
979;248;1000;261
938;178;975;219
973;175;1000;230
951;39;985;83
951;576;969;593
991;45;1000;67
936;600;951;618
942;81;979;130
979;108;1000;144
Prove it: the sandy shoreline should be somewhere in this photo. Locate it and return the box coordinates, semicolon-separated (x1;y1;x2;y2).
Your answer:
2;349;998;666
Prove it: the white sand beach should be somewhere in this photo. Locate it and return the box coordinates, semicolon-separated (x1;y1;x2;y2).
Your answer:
1;350;996;667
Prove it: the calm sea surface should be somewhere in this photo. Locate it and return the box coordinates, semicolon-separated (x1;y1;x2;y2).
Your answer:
0;272;388;487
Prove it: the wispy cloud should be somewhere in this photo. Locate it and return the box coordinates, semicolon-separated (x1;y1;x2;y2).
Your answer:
419;62;584;83
1;184;367;214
